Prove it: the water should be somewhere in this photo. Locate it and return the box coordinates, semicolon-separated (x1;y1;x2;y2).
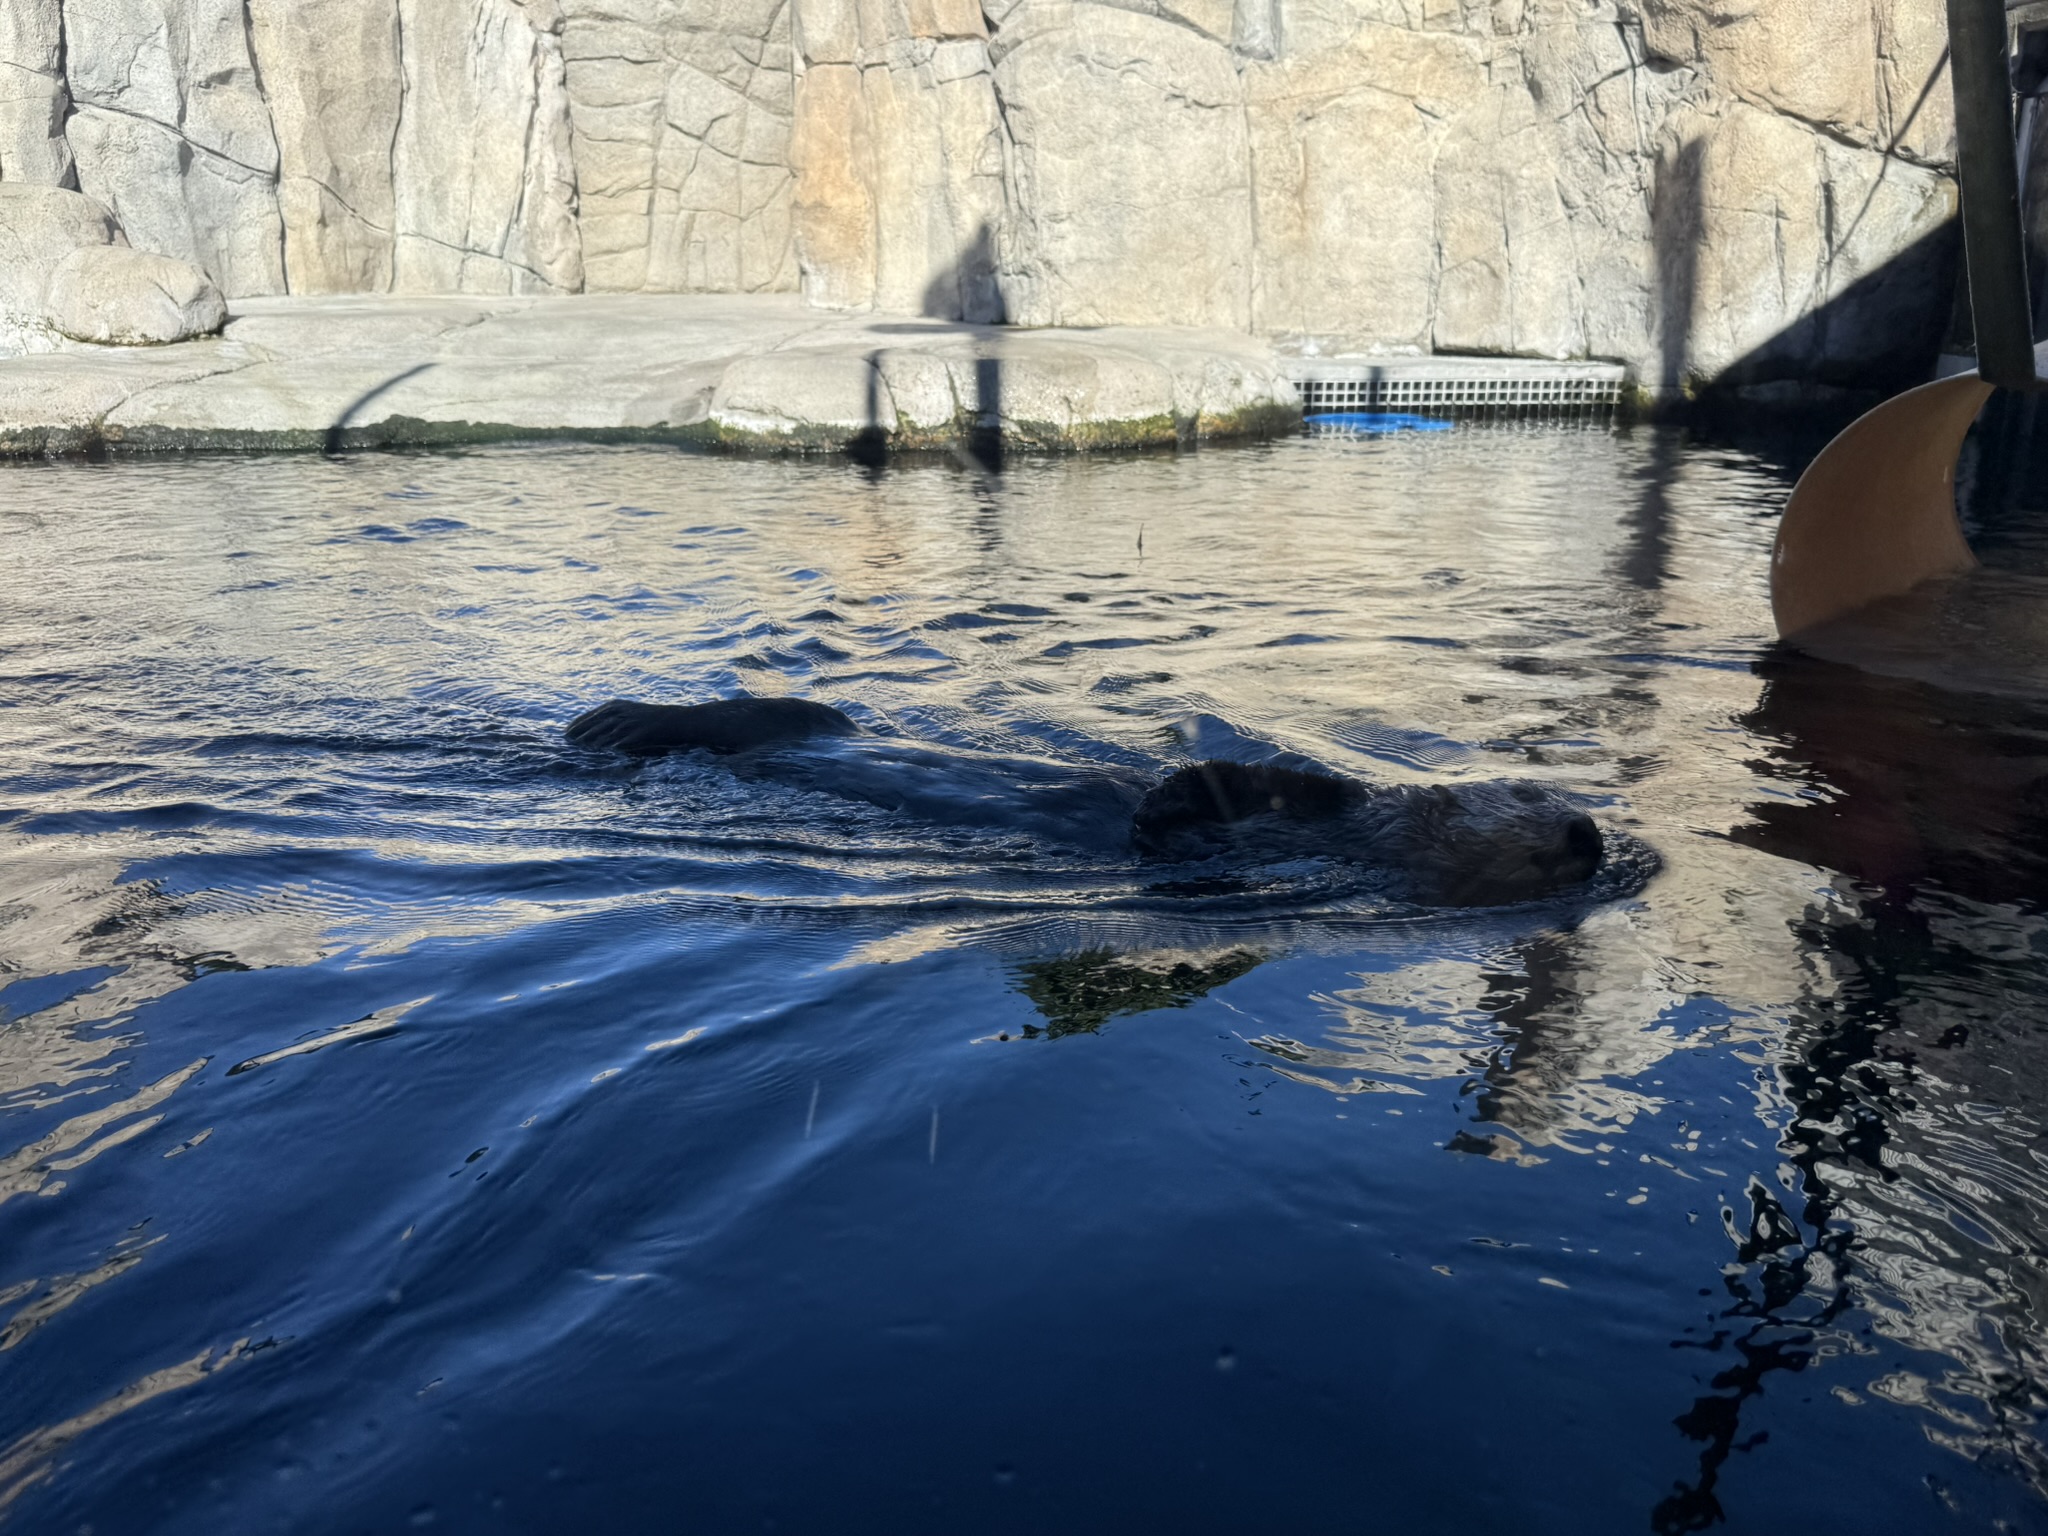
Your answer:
3;428;2047;1533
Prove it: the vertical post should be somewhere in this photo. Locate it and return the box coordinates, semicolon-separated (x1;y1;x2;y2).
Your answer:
1949;0;2038;385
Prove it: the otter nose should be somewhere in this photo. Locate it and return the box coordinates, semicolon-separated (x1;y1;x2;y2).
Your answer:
1542;813;1603;882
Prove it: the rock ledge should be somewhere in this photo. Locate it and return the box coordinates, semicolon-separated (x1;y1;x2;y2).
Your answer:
0;295;1301;458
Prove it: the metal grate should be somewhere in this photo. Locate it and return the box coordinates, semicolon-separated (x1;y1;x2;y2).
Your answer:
1287;357;1626;419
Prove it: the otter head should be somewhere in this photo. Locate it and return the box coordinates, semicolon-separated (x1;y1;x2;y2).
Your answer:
1133;762;1604;906
1354;779;1604;906
1132;761;1374;863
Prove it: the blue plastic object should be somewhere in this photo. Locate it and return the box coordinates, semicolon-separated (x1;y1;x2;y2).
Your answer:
1304;411;1454;433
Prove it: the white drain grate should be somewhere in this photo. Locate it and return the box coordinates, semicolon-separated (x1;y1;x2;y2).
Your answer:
1287;357;1626;418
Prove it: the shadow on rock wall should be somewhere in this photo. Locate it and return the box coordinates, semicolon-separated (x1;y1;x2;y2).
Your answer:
1653;121;1959;414
1727;220;1959;402
847;221;1009;472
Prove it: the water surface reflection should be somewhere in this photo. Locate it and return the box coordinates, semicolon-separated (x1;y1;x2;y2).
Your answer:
0;431;2045;1532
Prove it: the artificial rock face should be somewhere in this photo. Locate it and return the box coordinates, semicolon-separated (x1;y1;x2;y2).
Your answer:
243;0;582;297
0;182;120;311
0;0;1963;390
561;0;798;297
62;0;286;298
42;244;228;345
0;0;70;185
245;0;404;295
992;5;1255;328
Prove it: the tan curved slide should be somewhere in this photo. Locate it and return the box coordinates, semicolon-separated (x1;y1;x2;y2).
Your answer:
1767;0;2046;643
1769;372;1993;640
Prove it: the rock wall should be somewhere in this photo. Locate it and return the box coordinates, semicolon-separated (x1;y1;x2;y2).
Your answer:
560;0;798;294
0;0;1962;388
786;0;1958;387
242;0;584;295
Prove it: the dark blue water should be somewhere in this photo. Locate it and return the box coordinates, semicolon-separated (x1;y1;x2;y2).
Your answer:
4;431;2048;1533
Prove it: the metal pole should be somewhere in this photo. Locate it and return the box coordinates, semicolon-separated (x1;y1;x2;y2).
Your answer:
1951;0;2038;385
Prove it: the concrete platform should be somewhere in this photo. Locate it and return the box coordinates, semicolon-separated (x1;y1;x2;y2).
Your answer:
0;294;1302;457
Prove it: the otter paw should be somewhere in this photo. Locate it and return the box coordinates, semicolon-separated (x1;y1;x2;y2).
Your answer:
564;699;671;753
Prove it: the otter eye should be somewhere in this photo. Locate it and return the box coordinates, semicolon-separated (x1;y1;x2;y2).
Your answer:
1270;795;1286;811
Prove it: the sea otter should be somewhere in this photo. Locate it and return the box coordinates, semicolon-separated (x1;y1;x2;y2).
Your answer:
564;696;1605;907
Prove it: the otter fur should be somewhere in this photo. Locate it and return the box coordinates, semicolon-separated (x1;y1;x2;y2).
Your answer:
564;696;859;755
565;697;1605;907
1131;761;1603;906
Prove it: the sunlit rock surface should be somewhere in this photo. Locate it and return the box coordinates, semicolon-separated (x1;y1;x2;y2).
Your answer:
42;245;227;346
0;183;121;314
0;0;70;185
0;181;124;354
0;0;1959;386
0;293;1298;454
243;0;405;296
791;0;1006;317
562;0;799;296
61;0;286;298
985;4;1256;328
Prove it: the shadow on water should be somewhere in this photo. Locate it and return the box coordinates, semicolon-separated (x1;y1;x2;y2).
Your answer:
1619;428;1676;593
1668;226;2048;1495
1734;649;2048;903
1446;933;1590;1144
1645;870;2048;1531
1386;577;2048;1532
1300;860;1940;1533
